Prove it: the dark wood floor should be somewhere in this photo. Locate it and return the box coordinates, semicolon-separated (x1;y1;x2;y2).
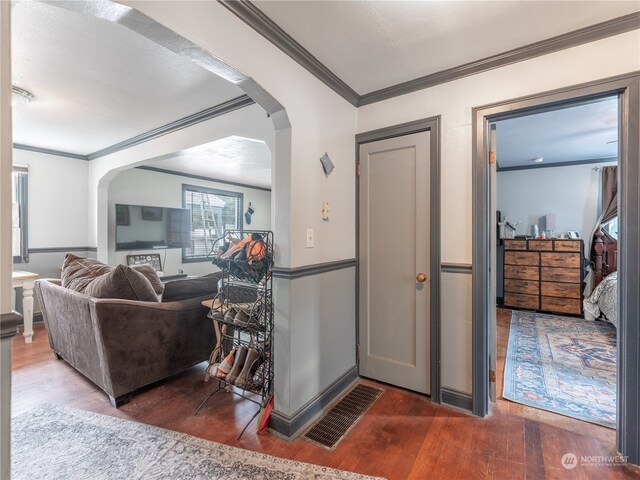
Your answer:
11;319;640;479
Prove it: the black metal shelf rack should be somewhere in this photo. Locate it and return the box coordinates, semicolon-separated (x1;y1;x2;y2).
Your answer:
195;230;274;439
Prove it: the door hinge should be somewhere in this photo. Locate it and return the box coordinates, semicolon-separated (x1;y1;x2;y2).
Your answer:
489;368;496;383
489;151;496;165
356;163;361;176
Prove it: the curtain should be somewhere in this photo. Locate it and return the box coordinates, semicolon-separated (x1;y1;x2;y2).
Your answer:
584;165;618;296
599;166;618;239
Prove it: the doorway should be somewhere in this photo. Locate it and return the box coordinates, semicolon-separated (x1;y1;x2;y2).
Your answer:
491;95;619;429
356;117;441;400
472;72;640;462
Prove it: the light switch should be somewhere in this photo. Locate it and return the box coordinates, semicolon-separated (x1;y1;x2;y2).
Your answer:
306;229;314;248
321;201;330;221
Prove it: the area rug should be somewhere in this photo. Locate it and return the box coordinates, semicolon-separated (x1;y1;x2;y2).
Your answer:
503;311;617;428
12;404;383;480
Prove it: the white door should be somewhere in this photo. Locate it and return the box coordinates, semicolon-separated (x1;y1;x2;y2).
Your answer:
358;132;430;394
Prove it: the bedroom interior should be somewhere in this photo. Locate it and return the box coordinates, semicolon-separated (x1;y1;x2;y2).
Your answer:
493;94;620;429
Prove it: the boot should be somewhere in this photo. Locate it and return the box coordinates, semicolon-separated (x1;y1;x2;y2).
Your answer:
226;345;247;384
235;347;262;389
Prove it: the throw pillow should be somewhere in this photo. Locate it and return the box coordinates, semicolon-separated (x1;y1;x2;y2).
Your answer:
61;253;112;293
161;271;223;302
130;264;164;295
84;264;159;302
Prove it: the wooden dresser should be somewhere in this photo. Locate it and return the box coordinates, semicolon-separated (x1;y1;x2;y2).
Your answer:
503;239;583;316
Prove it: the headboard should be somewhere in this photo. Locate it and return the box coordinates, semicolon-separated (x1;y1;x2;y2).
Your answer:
593;229;618;288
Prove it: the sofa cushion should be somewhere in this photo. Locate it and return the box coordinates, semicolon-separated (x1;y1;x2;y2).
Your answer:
161;271;223;302
130;264;164;295
84;265;159;302
61;253;112;293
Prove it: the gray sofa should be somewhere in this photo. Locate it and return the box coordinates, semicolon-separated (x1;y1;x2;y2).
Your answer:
36;278;216;407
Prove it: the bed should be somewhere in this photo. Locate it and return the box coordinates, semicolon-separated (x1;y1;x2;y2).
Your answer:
584;229;618;327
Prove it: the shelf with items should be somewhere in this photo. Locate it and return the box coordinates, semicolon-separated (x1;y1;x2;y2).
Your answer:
196;230;274;438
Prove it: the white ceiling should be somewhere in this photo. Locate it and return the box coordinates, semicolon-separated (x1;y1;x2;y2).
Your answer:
144;136;272;189
494;96;618;170
10;1;637;188
11;1;245;155
255;1;640;94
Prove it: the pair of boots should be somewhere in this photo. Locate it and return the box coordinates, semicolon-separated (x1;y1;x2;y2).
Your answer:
215;345;262;389
215;306;262;330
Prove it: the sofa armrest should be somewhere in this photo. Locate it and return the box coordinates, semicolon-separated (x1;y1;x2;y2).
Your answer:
35;279;106;389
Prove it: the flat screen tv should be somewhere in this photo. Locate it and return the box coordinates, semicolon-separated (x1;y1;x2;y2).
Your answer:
115;204;190;251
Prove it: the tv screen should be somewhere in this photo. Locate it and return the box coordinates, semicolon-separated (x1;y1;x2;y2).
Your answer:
115;204;190;251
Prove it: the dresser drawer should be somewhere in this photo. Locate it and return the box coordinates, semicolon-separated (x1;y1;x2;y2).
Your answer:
541;252;581;268
541;267;581;283
505;251;539;266
554;240;582;252
504;293;539;310
528;240;553;251
503;240;527;250
505;279;539;295
541;282;581;299
504;265;539;281
541;296;581;315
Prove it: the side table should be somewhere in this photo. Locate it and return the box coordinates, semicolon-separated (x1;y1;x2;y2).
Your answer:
12;270;40;343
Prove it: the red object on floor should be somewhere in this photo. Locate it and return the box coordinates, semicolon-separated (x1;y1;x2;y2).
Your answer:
257;395;274;433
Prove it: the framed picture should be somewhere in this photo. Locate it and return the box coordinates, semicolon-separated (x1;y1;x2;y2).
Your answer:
126;254;162;272
568;231;580;239
141;206;163;221
116;204;130;226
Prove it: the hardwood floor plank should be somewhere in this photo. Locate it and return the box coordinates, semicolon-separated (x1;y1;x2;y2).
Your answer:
9;320;640;479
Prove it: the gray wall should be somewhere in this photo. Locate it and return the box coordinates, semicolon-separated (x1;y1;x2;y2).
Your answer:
273;265;356;427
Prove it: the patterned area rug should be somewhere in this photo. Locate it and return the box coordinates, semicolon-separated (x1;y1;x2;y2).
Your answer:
503;311;616;428
12;404;384;480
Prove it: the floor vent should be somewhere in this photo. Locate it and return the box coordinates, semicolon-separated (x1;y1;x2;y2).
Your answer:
302;384;383;450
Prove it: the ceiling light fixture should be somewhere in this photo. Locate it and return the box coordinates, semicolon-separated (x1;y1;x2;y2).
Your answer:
12;86;35;106
532;157;544;164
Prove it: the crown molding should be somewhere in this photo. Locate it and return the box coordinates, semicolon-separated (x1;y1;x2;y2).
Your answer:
136;165;271;192
13;95;255;162
87;95;255;160
219;0;360;107
359;12;640;106
219;2;639;108
13;144;88;160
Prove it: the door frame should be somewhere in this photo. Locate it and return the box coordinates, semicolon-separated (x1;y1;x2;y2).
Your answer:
472;72;640;462
356;116;441;402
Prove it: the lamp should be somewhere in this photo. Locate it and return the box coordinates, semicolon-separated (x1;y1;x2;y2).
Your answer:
12;86;34;107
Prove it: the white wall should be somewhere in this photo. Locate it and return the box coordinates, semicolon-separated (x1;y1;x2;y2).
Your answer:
14;149;89;249
94;1;358;422
108;167;271;276
357;30;640;394
497;162;617;238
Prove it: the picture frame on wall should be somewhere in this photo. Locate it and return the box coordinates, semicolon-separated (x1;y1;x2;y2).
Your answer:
141;206;163;221
126;254;162;272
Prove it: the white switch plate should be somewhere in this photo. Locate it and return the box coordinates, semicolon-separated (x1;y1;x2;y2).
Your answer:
306;228;314;248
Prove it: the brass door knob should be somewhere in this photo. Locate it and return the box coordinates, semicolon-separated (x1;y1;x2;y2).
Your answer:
416;273;427;283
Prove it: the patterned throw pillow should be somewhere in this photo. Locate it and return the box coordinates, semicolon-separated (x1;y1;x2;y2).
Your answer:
130;264;164;295
61;253;112;293
84;265;158;302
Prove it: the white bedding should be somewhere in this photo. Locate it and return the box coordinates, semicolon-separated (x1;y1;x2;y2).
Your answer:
584;271;618;327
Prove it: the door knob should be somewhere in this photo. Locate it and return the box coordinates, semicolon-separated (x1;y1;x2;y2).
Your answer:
416;273;427;283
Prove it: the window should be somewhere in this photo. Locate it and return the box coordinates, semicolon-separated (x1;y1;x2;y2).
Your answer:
603;217;618;240
12;166;29;263
182;184;242;262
